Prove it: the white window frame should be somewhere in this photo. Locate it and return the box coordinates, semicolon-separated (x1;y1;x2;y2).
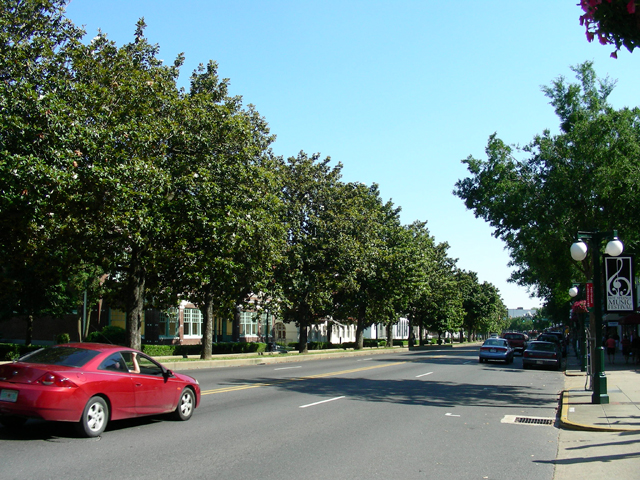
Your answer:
159;308;180;339
183;308;202;338
239;311;258;337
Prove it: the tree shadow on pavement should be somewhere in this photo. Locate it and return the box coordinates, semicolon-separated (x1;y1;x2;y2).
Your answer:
238;375;559;410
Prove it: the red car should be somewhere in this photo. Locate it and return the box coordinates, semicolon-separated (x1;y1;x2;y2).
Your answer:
503;332;529;355
0;343;200;437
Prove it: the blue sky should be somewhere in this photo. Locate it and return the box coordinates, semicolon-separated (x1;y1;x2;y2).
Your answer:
64;1;640;309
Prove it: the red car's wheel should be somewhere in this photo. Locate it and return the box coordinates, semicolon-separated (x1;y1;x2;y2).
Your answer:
77;396;109;437
173;388;195;421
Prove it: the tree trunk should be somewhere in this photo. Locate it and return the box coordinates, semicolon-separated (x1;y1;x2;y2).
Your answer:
25;315;33;346
387;323;393;348
298;322;309;353
354;303;367;350
355;318;365;350
200;288;214;359
77;313;83;342
125;247;146;351
327;321;333;344
232;305;241;342
83;295;92;340
407;316;414;345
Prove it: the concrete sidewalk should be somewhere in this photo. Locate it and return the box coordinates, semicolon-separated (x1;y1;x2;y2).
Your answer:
559;350;640;432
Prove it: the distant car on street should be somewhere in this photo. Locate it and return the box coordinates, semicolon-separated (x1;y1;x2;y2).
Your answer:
479;338;514;364
523;341;562;370
0;343;201;437
503;332;529;355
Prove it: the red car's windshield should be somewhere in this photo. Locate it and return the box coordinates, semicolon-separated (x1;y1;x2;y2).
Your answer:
19;347;100;367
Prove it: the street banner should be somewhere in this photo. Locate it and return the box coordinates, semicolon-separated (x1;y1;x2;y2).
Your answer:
586;282;593;308
604;255;635;312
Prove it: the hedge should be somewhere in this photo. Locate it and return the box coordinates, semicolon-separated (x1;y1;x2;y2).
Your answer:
86;326;127;345
0;343;43;361
142;342;266;357
286;339;397;350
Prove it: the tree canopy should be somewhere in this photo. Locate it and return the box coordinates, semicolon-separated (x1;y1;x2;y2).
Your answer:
455;61;640;321
1;0;507;348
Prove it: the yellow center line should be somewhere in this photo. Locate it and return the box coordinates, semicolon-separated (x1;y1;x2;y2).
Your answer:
201;361;406;396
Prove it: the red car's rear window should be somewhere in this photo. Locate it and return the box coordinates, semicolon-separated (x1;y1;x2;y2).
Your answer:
529;342;557;352
19;347;100;367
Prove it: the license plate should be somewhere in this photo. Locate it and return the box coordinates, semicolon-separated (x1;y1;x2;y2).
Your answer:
536;360;543;364
490;349;496;353
0;389;18;403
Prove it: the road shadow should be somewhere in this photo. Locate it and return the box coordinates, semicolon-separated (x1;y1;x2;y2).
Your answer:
225;358;560;411
0;415;166;441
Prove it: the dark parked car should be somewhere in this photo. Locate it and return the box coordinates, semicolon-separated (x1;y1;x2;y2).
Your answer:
503;332;529;355
0;343;201;437
537;332;567;357
523;341;562;370
479;338;514;364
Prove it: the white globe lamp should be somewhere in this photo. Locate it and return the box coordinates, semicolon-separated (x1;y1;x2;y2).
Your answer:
570;241;588;262
605;238;624;257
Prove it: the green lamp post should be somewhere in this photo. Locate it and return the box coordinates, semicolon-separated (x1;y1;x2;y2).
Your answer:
570;230;624;405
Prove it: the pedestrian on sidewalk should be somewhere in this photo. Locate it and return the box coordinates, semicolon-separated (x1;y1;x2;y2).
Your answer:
631;335;640;364
605;336;616;363
621;335;631;364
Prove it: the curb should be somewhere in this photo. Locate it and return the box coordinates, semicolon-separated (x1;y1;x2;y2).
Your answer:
558;382;640;433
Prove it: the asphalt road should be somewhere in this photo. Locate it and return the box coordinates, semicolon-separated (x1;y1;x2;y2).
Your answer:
0;346;564;480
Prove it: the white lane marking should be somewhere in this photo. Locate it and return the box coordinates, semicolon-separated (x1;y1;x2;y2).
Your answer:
300;396;346;409
357;358;373;361
416;372;433;378
445;413;460;417
274;366;302;371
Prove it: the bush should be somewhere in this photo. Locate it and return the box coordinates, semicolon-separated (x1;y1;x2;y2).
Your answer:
141;342;266;357
0;343;45;361
142;344;177;356
56;333;70;344
86;326;127;345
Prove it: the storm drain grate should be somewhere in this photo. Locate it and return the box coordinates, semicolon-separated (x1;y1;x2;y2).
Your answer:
515;417;554;425
502;415;555;426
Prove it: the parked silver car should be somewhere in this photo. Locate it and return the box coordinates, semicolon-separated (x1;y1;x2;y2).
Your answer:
479;338;514;364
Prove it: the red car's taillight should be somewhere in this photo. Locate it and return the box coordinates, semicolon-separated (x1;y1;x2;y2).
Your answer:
38;372;78;388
